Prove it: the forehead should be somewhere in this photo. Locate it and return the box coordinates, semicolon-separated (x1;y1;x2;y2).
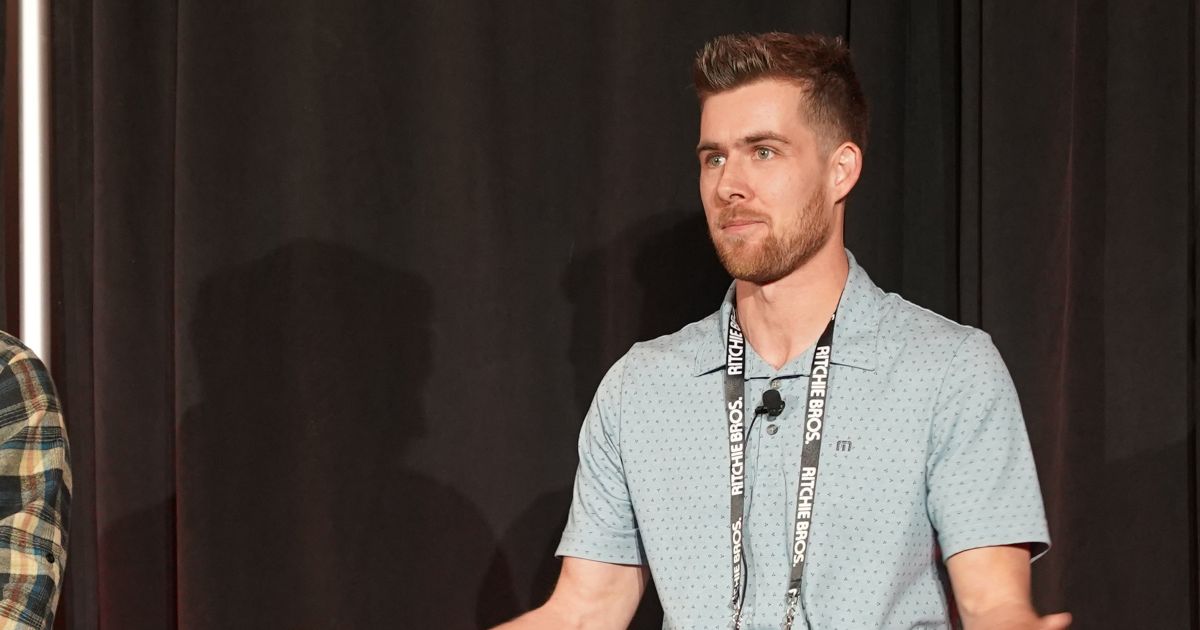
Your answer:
699;79;814;142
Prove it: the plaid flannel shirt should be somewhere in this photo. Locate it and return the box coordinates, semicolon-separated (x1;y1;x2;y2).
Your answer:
0;332;70;630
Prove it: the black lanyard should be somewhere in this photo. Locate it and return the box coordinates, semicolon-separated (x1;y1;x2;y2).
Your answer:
725;306;836;630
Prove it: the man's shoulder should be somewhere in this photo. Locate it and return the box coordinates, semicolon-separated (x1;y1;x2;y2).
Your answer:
881;292;975;337
872;290;990;362
623;309;722;373
843;254;985;366
0;331;57;406
0;330;33;364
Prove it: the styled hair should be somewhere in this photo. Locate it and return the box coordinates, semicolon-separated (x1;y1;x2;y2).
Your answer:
693;32;869;152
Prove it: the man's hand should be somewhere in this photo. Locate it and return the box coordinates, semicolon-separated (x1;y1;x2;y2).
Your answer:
945;544;1070;630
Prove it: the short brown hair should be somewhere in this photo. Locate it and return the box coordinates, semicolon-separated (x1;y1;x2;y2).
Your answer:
693;32;869;152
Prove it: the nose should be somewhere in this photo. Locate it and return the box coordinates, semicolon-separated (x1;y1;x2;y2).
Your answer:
716;157;749;204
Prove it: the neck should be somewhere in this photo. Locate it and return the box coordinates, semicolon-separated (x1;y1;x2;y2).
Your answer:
735;241;849;370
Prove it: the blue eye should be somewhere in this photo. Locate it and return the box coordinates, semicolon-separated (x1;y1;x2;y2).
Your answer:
754;147;776;160
705;154;726;167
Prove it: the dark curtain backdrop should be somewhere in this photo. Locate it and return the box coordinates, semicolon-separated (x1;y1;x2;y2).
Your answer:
44;0;1199;628
0;0;8;330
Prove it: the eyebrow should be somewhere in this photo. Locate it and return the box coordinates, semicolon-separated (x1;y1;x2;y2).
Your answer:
695;131;792;154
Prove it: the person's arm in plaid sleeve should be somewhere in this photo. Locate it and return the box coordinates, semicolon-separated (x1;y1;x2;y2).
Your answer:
0;333;71;630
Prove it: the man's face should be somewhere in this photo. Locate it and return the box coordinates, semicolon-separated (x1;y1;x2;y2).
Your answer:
696;79;835;285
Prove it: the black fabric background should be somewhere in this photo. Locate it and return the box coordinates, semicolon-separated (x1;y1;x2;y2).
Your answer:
15;0;1197;628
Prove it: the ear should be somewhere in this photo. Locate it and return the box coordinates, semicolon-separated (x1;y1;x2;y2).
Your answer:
827;142;863;203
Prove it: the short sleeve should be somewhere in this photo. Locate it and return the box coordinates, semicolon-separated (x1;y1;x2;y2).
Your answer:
556;355;647;565
926;330;1050;562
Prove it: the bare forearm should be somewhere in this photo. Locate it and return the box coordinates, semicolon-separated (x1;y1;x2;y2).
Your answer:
493;601;583;630
491;558;647;630
960;601;1042;630
492;595;640;630
948;545;1070;630
956;576;1034;629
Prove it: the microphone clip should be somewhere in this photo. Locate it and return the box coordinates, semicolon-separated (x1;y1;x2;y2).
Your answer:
755;389;785;417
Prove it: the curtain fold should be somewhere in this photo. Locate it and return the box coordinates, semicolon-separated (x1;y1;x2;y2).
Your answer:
48;1;1200;628
0;0;8;331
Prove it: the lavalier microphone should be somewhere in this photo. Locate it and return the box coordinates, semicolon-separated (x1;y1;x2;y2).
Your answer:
755;389;785;417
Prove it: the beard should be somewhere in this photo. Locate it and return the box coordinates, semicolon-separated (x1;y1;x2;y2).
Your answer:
708;187;832;285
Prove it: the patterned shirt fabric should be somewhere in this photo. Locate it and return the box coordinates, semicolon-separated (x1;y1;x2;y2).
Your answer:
0;332;70;630
557;251;1049;630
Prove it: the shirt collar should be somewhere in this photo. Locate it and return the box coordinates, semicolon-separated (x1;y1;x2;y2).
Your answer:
692;249;881;376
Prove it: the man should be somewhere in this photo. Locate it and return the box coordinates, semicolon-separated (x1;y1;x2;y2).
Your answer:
499;33;1067;629
0;332;70;629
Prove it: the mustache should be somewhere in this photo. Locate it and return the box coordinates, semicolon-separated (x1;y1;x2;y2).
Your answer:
716;206;770;227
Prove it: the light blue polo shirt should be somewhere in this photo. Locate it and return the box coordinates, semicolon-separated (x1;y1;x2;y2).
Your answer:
556;251;1049;630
